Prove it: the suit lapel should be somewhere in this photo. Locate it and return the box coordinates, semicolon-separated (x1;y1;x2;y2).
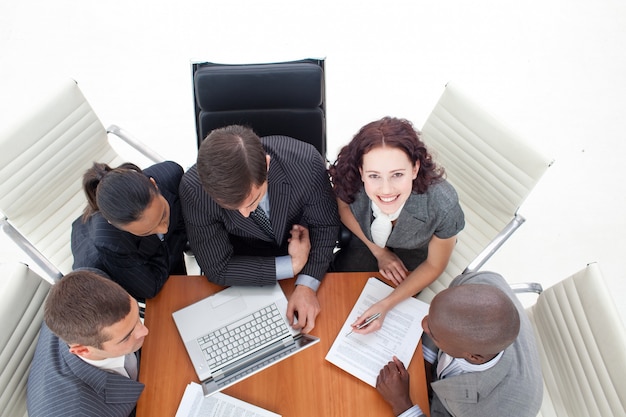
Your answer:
60;335;144;403
386;194;425;247
267;162;290;243
229;209;271;241
351;189;373;241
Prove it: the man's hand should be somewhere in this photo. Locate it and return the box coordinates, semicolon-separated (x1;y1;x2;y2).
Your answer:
376;356;413;416
286;285;320;334
288;225;311;275
373;248;409;285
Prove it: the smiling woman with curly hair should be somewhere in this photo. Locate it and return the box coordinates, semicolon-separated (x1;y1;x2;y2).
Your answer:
328;116;465;334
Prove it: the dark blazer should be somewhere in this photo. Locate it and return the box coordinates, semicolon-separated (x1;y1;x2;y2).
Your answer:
71;161;187;299
179;135;339;286
27;324;144;417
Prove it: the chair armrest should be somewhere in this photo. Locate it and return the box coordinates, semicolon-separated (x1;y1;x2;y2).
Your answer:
464;214;526;273
106;125;165;164
1;217;63;283
510;282;543;294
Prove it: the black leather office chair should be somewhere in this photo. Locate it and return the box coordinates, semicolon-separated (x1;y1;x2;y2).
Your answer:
191;58;326;157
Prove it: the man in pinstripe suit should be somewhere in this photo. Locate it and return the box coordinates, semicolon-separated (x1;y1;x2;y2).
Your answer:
180;125;339;334
27;269;147;417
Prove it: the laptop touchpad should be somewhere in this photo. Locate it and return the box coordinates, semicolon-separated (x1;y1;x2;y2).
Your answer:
210;288;243;308
209;289;247;318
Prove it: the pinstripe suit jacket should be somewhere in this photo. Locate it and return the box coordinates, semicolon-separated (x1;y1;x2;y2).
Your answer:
27;324;144;417
428;272;543;417
71;161;188;299
179;136;339;286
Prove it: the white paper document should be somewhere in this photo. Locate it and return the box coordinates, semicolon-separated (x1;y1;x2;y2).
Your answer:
325;277;429;387
175;382;281;417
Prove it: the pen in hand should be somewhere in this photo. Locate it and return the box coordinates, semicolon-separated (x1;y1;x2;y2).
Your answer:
345;312;381;336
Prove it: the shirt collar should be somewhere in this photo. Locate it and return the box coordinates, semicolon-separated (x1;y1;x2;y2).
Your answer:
457;350;504;373
79;354;126;373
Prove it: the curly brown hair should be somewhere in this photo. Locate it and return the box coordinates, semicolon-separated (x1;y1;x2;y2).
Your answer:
328;117;443;203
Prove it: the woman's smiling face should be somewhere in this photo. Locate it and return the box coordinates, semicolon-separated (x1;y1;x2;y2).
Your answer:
360;146;419;215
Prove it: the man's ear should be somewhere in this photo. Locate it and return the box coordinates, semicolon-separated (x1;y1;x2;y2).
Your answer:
149;177;159;190
266;154;271;171
68;344;91;357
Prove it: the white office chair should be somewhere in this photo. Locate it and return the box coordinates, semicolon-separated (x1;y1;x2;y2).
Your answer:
0;78;164;282
417;82;553;303
0;262;51;417
526;263;626;417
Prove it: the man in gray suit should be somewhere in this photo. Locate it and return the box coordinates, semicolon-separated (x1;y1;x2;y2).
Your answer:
27;269;147;417
376;271;543;417
180;125;339;334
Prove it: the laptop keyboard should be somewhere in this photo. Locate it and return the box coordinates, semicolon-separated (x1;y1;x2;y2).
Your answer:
197;302;291;370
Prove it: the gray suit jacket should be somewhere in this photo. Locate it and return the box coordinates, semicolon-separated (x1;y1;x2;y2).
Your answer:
27;324;144;417
429;271;543;417
179;135;339;286
350;180;464;250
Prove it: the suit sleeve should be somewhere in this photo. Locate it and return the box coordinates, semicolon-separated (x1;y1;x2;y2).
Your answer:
297;150;340;281
95;236;170;300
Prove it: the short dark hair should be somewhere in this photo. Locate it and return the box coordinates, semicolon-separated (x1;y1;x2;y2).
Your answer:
197;125;267;208
81;162;159;226
44;270;132;348
329;117;444;204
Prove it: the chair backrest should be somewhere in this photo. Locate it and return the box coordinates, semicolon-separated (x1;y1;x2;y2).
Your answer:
417;82;552;303
192;58;326;157
0;262;51;417
527;263;626;417
0;79;129;278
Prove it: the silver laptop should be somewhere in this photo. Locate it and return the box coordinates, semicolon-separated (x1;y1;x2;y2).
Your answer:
172;283;319;396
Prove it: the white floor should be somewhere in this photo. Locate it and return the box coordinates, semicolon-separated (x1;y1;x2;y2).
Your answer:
1;0;625;320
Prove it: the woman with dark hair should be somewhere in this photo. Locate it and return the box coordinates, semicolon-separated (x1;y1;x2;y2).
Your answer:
71;161;188;300
329;117;464;334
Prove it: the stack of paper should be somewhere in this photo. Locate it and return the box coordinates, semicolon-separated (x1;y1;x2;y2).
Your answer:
176;382;281;417
325;277;429;386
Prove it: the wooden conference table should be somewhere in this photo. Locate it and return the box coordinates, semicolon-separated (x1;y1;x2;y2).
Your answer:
137;272;430;417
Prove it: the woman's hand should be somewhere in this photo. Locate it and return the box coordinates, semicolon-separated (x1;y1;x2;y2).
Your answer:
373;248;409;285
349;301;389;335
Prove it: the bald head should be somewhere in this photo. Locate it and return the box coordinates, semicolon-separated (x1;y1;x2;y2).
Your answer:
428;283;520;359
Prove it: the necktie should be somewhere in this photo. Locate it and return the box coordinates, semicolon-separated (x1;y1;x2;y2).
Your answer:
124;352;138;380
250;207;274;239
370;202;405;248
